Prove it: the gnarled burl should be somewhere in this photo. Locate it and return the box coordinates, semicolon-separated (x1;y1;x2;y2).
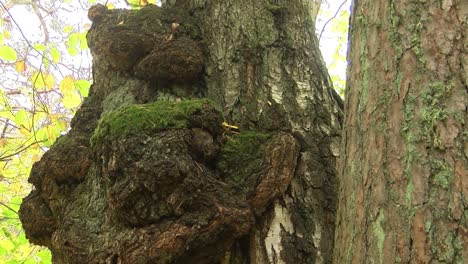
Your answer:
19;4;300;263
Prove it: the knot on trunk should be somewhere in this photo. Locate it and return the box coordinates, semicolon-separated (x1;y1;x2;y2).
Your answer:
20;99;300;263
87;4;203;83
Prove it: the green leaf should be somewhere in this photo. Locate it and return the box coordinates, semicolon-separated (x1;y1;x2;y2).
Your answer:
67;47;78;56
50;47;61;63
35;127;48;141
33;43;47;51
5;260;23;264
10;197;22;210
78;32;88;50
63;25;73;33
37;249;52;263
68;33;79;47
0;246;6;256
75;79;91;97
0;45;17;61
14;109;29;127
17;232;28;245
30;72;55;90
0;238;15;251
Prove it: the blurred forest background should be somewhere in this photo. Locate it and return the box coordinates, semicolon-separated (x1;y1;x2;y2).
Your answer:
0;0;349;263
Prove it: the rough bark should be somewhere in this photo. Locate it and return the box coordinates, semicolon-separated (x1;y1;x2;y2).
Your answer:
19;0;342;263
334;0;467;263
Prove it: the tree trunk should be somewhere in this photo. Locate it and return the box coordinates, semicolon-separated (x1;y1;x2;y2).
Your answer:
19;0;342;263
334;0;467;263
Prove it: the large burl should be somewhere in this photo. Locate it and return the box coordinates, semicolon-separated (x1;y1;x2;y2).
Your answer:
19;4;301;264
87;4;204;81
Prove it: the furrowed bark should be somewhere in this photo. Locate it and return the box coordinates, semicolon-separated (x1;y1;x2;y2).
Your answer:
334;1;467;263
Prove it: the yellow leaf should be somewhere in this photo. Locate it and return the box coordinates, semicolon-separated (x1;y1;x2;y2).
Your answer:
15;60;26;72
56;120;68;131
45;74;55;90
20;127;29;137
32;154;40;162
47;125;58;142
0;138;5;147
222;122;239;130
49;114;60;122
3;30;10;39
59;76;75;96
62;90;82;109
30;72;43;89
31;72;56;90
0;238;15;251
11;181;24;193
63;25;73;33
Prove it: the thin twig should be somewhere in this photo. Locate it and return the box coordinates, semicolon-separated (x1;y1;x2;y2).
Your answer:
0;139;44;161
0;0;64;78
0;201;18;215
319;0;348;42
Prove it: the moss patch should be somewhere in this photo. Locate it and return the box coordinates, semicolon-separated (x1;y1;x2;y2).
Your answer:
430;159;453;189
372;209;385;264
91;99;216;146
217;131;272;182
420;81;452;147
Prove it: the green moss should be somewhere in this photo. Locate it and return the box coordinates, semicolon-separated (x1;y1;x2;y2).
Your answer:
217;131;272;182
388;1;403;58
403;141;418;206
400;88;420;209
91;99;214;146
420;81;452;147
433;231;456;262
405;179;414;206
424;220;432;232
430;159;453;189
388;188;399;201
265;3;283;13
372;210;385;264
345;228;356;264
359;57;369;112
402;94;416;133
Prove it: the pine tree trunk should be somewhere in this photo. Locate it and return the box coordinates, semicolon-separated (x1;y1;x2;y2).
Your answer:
19;0;342;263
334;0;467;263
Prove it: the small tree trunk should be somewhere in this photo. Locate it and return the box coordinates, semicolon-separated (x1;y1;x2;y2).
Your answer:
334;0;467;263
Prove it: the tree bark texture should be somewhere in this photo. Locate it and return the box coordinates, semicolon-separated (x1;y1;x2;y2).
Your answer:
19;0;342;263
334;0;467;263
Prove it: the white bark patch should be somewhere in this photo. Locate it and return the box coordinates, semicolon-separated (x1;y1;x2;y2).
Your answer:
441;0;453;11
330;137;340;157
271;85;284;104
265;201;294;264
295;81;310;110
284;64;312;110
224;68;242;108
265;49;284;104
313;224;323;264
